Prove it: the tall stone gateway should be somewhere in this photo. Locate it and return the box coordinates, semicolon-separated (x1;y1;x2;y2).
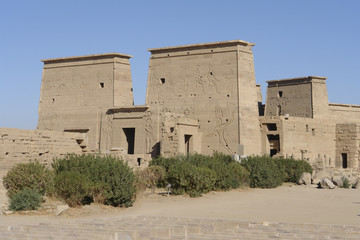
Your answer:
38;53;134;151
145;40;261;156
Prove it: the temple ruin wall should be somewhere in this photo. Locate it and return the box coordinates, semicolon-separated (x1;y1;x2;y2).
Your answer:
0;128;86;205
329;104;360;123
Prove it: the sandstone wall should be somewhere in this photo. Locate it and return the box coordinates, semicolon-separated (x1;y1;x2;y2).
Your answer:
281;117;336;169
38;54;133;151
265;76;329;119
329;104;360;123
260;116;336;169
160;113;202;157
0;128;85;170
335;124;360;169
146;40;261;156
265;81;312;117
0;128;85;208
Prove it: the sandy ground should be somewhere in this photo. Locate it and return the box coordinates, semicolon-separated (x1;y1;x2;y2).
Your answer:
1;184;360;226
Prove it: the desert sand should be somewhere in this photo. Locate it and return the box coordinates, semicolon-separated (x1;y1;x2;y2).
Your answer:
1;184;359;226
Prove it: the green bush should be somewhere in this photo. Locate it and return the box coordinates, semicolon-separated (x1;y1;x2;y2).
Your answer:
167;161;216;197
342;177;351;188
52;154;136;207
54;171;89;207
135;165;166;193
276;158;312;183
227;162;250;189
149;156;180;172
3;161;52;198
241;156;284;188
9;188;42;211
150;153;249;192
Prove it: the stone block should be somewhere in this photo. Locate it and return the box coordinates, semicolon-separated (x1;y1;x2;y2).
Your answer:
298;172;311;185
319;178;336;189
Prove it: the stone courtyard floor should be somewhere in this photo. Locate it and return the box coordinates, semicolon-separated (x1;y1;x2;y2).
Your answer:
0;184;359;239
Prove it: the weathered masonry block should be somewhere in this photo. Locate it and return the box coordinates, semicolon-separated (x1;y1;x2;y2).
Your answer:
335;124;360;169
0;128;86;207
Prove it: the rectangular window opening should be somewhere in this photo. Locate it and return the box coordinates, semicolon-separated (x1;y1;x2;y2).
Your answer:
160;78;165;84
99;82;104;88
278;91;283;97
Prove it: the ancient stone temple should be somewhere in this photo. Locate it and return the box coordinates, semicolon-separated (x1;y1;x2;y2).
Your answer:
37;40;263;160
2;39;360;172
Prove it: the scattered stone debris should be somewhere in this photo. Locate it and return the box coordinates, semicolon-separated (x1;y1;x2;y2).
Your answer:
55;205;69;216
319;178;336;189
332;176;343;187
298;172;312;185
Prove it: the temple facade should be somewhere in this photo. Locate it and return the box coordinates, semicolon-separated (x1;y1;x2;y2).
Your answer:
36;40;360;171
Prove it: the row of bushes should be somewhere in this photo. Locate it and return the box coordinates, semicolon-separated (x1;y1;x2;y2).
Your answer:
149;153;250;197
3;155;136;210
241;156;313;188
3;153;312;210
148;154;312;195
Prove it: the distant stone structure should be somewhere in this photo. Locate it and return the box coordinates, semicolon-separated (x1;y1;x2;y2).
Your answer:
260;76;360;172
2;40;360;172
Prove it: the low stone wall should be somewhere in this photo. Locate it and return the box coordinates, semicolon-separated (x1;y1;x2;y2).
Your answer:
109;150;151;169
0;128;86;208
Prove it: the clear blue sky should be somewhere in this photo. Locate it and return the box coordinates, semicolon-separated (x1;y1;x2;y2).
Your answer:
1;0;359;129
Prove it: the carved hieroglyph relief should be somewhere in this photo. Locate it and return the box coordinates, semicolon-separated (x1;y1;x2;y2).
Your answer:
144;111;155;153
207;64;221;94
193;64;234;95
101;113;113;150
207;106;235;154
195;64;206;93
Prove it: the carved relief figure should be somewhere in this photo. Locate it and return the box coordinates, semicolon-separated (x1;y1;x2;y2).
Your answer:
101;113;113;151
207;107;234;154
144;111;155;153
225;68;235;95
194;64;205;93
207;64;221;94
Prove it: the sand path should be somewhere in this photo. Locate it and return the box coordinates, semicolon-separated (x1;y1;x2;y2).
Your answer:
1;185;359;226
123;185;360;225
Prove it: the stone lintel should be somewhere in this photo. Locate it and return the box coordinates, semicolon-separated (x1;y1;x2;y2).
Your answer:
266;76;327;87
108;105;148;113
147;40;255;53
41;53;132;64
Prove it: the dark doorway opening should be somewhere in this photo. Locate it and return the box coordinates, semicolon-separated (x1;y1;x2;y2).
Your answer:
267;134;280;157
270;149;277;157
341;153;348;169
184;134;192;155
123;128;135;154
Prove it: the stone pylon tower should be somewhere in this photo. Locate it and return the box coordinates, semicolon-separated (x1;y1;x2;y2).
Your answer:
145;40;261;156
